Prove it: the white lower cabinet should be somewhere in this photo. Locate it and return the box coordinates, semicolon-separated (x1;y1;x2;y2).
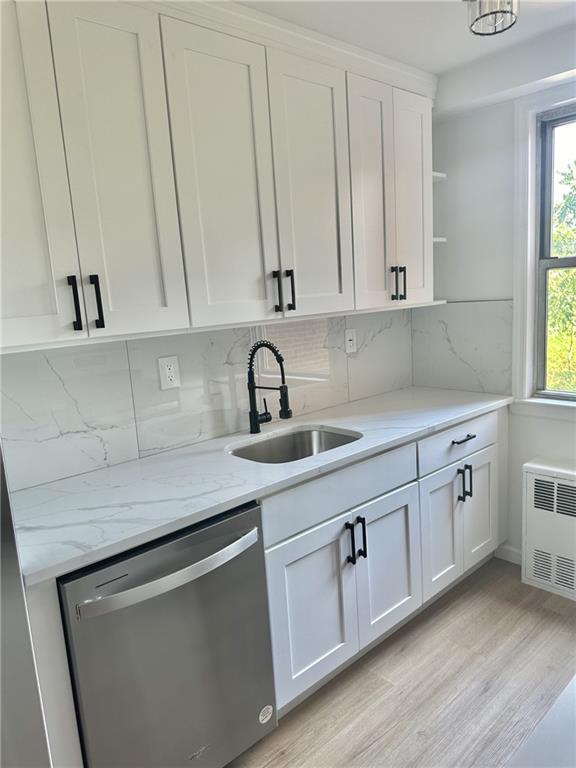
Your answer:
420;445;498;602
355;483;422;648
265;511;359;709
265;426;501;710
462;446;499;570
265;482;422;709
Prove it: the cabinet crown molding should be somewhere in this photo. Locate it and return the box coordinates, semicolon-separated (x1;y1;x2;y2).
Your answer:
137;0;437;98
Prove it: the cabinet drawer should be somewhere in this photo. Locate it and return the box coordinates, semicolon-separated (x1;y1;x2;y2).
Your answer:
262;443;417;548
418;412;497;477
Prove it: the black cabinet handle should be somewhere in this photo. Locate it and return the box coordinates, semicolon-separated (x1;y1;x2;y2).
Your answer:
457;467;467;502
356;516;368;559
391;266;399;300
67;275;83;331
89;274;105;328
399;266;407;300
272;270;284;312
345;522;357;565
465;464;473;499
451;433;477;446
285;269;296;311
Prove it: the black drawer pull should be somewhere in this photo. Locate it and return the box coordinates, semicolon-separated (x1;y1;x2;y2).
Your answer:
67;275;83;331
390;266;399;300
457;467;467;502
465;464;473;499
356;516;368;559
272;270;284;312
345;522;357;565
286;269;296;311
89;274;105;328
451;433;477;446
399;265;407;300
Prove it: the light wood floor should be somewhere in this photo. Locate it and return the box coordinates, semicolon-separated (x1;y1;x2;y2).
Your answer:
232;560;576;768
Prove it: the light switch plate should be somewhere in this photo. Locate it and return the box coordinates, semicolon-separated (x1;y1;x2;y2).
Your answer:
158;355;181;390
345;329;357;354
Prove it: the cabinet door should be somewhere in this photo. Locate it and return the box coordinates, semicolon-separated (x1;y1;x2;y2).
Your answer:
265;512;359;709
420;462;464;602
267;50;354;316
1;1;86;347
393;89;433;306
162;19;280;327
348;74;396;310
355;483;422;648
463;446;498;570
48;2;189;336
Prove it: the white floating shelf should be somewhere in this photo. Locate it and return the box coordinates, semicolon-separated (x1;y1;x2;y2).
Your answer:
433;171;447;181
433;237;447;243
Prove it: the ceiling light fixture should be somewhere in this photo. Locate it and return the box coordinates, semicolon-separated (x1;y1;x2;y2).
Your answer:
465;0;518;36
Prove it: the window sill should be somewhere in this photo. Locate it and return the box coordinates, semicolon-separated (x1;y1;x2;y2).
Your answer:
511;397;576;421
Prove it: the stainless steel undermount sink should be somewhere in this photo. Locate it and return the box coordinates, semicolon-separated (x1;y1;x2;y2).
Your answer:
230;426;362;464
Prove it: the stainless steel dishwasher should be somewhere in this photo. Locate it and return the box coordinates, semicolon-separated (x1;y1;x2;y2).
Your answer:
58;502;276;768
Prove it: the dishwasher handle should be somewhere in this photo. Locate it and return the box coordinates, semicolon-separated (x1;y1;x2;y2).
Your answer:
75;527;259;621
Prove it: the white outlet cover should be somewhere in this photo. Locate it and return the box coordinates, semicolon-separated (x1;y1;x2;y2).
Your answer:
345;329;357;354
158;355;181;390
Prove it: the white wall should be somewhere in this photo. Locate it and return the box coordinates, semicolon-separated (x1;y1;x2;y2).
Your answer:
433;101;515;301
435;23;576;117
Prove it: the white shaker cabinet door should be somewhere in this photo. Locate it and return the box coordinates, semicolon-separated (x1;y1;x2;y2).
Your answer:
1;1;86;348
420;462;465;602
267;50;354;316
463;446;499;571
393;89;433;306
348;73;397;310
355;483;422;648
162;19;281;327
265;512;359;709
47;2;189;337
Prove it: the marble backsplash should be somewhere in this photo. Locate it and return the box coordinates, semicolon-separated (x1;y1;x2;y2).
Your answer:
1;311;413;491
0;344;138;491
412;300;513;395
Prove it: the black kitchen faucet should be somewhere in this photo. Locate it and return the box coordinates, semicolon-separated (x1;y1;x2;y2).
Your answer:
247;340;292;434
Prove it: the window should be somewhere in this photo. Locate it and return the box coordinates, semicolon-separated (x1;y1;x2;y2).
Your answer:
536;108;576;399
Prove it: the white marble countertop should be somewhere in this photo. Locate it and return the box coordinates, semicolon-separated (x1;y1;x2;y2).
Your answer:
11;387;512;586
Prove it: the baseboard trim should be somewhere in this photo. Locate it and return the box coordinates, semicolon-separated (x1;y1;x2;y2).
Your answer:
495;543;522;565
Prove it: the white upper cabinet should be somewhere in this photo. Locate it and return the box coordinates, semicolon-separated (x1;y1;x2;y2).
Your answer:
267;50;354;316
162;19;281;327
393;89;433;305
47;2;189;337
348;79;433;311
1;1;86;348
348;74;396;310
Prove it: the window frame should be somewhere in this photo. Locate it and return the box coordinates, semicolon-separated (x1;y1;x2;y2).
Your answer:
534;106;576;401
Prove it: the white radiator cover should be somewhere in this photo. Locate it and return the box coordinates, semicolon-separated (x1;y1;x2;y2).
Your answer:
523;459;576;601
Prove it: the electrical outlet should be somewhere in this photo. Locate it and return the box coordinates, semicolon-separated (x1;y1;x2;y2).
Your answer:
345;329;357;354
158;356;180;390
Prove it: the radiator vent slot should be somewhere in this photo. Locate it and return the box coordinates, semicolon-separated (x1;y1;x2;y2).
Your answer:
557;484;576;517
555;556;575;591
532;549;553;583
534;478;554;511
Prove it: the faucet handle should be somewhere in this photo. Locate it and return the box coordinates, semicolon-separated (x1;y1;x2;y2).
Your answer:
259;398;272;425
